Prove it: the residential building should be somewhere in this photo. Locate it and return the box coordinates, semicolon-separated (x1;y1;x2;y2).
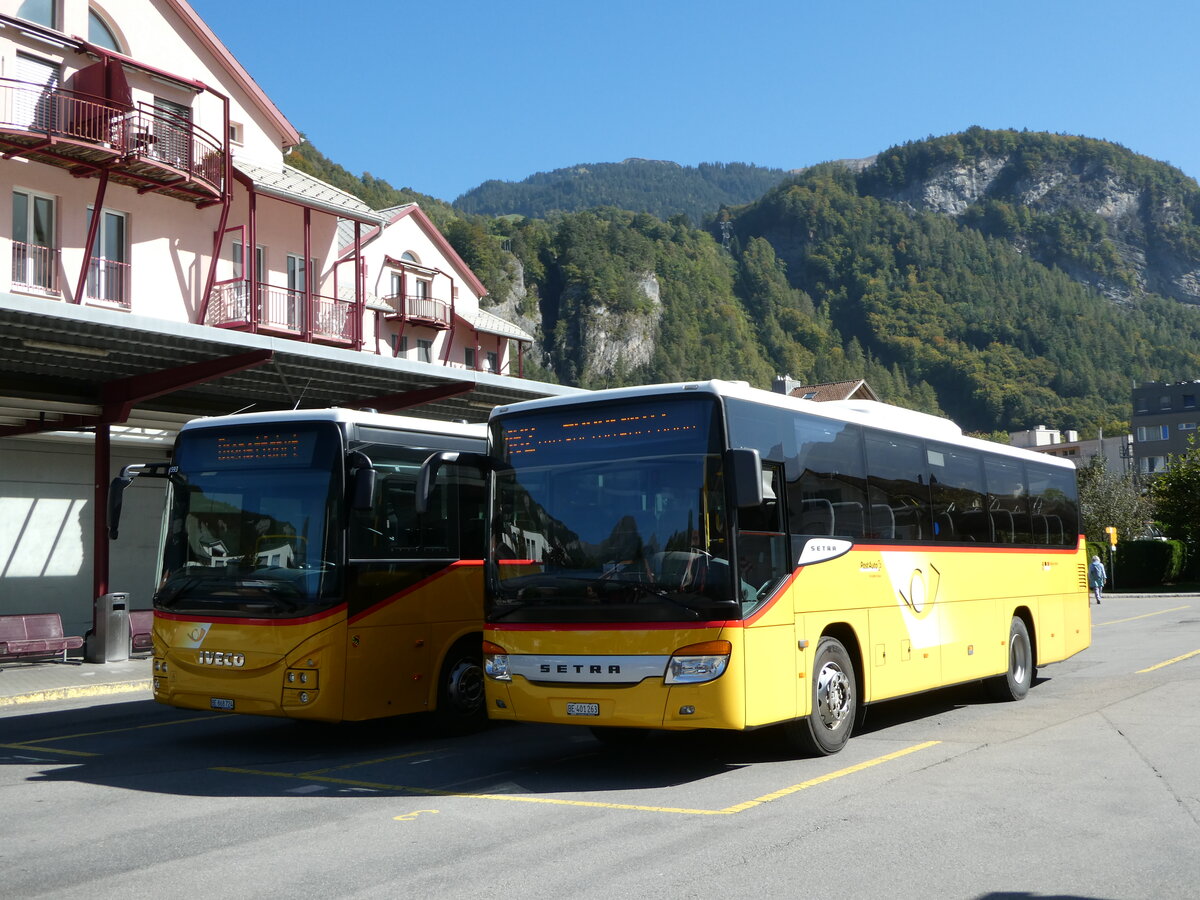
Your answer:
1009;426;1133;473
772;377;880;402
335;203;531;375
1130;381;1200;477
0;0;566;637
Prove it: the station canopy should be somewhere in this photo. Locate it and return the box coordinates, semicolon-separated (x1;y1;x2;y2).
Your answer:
0;292;579;442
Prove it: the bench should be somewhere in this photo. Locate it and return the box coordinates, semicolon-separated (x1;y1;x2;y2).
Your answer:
0;613;84;664
129;610;153;655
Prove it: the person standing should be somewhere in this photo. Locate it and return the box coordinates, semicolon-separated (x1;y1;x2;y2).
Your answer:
1088;554;1108;605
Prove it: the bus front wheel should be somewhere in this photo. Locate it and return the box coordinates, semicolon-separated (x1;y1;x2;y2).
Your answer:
433;641;486;732
785;636;856;756
986;616;1034;701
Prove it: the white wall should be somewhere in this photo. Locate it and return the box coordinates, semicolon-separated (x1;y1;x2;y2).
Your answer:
0;435;170;636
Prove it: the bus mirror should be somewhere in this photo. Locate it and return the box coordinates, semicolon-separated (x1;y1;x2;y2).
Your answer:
417;451;492;514
727;448;764;508
107;475;134;540
352;467;376;510
347;452;376;511
107;462;169;539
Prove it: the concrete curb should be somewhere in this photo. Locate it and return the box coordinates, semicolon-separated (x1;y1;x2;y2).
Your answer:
0;679;152;708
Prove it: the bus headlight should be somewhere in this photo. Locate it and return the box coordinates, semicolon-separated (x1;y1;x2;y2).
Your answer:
665;641;731;684
483;640;510;681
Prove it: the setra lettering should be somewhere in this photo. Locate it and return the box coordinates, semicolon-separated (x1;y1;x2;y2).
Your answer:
537;662;623;675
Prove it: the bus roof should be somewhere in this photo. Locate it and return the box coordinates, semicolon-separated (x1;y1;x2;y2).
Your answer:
491;380;1076;471
177;407;487;440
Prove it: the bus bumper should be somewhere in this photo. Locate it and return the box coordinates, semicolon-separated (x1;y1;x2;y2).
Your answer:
485;673;745;730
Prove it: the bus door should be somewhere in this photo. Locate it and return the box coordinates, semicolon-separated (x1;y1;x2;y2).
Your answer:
344;446;475;719
735;464;797;727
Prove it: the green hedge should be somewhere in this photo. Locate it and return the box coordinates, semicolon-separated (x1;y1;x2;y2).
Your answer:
1113;540;1186;587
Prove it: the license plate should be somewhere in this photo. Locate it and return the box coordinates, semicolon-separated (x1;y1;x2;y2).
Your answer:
566;702;599;717
210;698;235;710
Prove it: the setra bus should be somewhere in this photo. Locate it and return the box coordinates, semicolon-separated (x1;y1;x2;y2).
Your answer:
109;408;488;724
419;380;1091;754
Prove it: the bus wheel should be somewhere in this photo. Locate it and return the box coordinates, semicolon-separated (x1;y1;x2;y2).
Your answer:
784;636;856;756
986;616;1034;701
434;643;486;731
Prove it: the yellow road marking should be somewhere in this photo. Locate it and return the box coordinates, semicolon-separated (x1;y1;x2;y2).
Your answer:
720;740;942;813
214;740;942;817
302;749;445;776
393;809;439;822
1137;648;1200;673
0;714;230;758
1096;606;1190;627
15;714;230;748
0;742;99;758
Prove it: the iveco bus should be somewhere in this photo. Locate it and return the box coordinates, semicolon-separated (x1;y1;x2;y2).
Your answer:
111;408;486;724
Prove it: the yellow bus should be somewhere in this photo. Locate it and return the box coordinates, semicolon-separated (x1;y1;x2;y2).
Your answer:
110;408;487;725
421;380;1090;754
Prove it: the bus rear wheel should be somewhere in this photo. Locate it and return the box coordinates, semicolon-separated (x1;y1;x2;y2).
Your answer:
433;641;486;732
986;616;1034;701
784;636;856;756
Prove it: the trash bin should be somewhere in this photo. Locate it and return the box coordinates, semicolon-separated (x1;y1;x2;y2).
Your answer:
93;592;130;663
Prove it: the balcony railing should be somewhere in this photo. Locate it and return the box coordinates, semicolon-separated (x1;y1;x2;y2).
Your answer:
85;257;130;308
0;78;225;199
131;102;224;188
11;242;60;293
384;292;451;328
206;281;355;344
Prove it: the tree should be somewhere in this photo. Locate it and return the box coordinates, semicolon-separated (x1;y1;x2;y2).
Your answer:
1077;455;1154;543
1149;439;1200;544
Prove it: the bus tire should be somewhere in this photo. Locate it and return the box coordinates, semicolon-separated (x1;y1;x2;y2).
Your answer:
785;636;856;756
433;640;486;732
986;616;1033;701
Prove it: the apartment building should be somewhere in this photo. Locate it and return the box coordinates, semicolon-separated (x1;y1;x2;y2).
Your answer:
1130;381;1200;477
0;0;569;634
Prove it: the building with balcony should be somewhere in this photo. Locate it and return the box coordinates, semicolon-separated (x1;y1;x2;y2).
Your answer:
0;0;569;637
331;202;533;375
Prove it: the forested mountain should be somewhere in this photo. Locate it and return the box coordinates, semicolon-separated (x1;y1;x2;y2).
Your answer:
453;160;791;222
297;128;1200;437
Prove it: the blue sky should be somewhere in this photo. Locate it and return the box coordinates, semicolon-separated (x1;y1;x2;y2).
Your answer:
189;0;1200;203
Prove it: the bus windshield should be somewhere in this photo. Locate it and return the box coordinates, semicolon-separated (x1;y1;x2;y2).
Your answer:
156;422;343;618
489;396;741;623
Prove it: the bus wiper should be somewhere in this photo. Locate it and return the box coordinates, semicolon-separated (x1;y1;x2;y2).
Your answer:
157;574;206;605
598;578;703;619
245;580;305;611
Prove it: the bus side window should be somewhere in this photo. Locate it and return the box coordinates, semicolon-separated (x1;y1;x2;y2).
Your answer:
926;442;986;543
738;465;789;608
865;430;932;541
455;472;486;560
984;456;1033;544
347;445;469;560
787;418;867;540
1026;464;1079;546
